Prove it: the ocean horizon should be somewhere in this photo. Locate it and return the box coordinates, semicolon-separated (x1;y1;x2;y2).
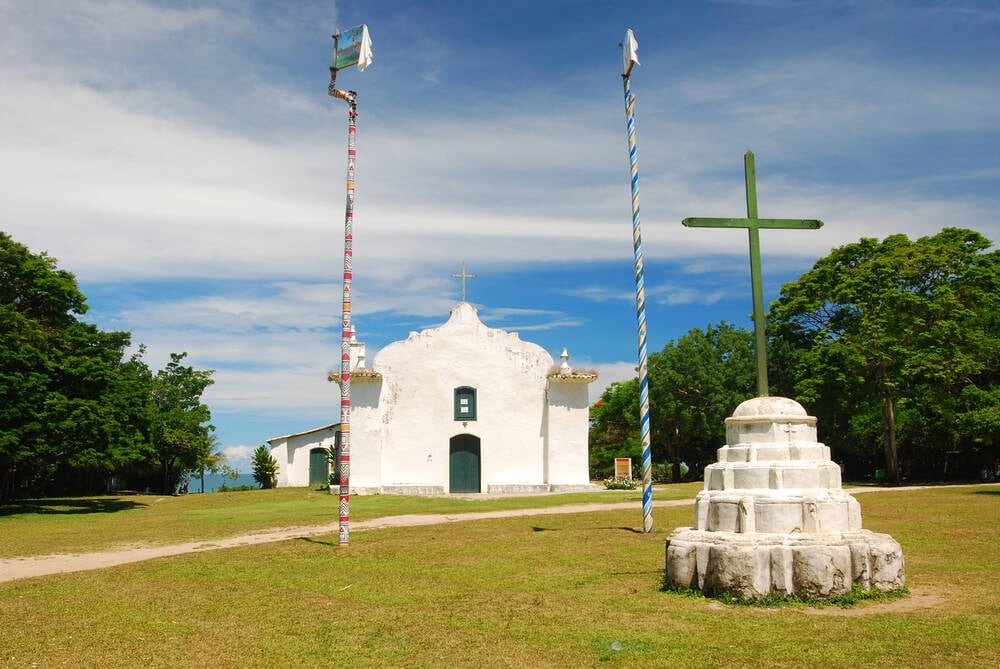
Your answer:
182;472;258;493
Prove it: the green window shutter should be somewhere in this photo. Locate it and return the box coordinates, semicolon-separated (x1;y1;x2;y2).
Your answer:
454;386;477;421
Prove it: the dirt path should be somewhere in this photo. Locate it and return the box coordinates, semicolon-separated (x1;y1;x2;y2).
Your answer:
0;499;695;583
0;484;985;585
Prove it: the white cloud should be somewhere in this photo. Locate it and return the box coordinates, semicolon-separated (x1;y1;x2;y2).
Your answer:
4;10;997;289
221;444;256;472
205;365;338;413
556;282;731;307
3;0;998;452
587;361;638;404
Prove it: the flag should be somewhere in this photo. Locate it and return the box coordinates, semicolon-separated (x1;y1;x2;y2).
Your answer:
622;28;639;76
334;24;374;72
357;25;373;72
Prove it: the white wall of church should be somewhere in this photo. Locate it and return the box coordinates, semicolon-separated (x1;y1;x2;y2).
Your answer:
270;441;290;486
348;381;383;487
352;303;563;493
545;382;592;485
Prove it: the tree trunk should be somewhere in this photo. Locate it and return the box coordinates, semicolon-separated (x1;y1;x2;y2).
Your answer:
666;436;681;482
0;467;12;501
882;392;900;486
162;450;172;494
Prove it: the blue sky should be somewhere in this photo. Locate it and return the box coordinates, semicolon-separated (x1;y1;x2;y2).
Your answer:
3;1;998;471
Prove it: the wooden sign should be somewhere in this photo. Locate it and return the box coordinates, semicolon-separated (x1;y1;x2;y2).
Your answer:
615;457;633;480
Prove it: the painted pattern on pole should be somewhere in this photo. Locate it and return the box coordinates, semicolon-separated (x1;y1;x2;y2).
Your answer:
327;24;371;547
330;75;358;546
622;70;654;534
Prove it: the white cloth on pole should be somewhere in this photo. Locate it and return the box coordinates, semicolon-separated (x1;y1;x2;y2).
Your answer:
358;25;374;71
623;28;639;76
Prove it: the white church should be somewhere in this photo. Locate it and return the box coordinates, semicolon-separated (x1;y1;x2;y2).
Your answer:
266;293;598;495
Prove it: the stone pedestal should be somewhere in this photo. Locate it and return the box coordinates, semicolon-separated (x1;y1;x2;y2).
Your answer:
665;397;905;599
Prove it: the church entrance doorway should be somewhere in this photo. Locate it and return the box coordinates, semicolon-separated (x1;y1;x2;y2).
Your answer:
308;447;328;487
449;434;481;493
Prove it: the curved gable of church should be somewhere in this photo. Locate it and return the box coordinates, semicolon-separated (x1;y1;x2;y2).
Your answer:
373;302;554;383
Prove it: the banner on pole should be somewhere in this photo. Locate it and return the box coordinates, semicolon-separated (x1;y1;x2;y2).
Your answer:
333;24;374;72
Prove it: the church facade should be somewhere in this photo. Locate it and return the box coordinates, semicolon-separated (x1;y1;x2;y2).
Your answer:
267;302;597;495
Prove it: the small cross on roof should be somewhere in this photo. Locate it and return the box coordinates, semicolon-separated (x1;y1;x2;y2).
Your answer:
451;262;477;303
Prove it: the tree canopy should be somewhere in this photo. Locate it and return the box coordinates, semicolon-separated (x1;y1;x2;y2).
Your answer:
769;227;1000;484
149;353;215;495
648;322;756;480
589;377;640;479
590;323;755;481
0;232;216;498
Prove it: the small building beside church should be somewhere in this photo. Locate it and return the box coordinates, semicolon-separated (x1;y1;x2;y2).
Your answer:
267;301;597;495
265;423;339;488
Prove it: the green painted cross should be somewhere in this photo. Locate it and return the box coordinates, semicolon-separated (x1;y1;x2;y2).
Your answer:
683;151;822;397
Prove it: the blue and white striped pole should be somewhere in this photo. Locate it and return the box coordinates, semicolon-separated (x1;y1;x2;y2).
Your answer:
621;28;653;534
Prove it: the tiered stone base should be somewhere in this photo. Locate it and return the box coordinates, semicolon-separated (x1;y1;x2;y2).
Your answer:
664;396;906;600
665;528;905;599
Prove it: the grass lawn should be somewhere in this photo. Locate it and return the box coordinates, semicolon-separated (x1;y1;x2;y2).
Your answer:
0;484;702;558
0;484;997;667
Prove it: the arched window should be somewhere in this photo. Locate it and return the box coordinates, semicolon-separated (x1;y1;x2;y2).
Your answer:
454;386;477;421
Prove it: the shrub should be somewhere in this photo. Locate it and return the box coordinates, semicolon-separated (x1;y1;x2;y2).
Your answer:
603;476;638;490
251;445;279;489
217;483;255;492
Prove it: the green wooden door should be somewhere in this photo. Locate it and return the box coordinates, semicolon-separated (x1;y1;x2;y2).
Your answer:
449;435;481;493
309;448;329;486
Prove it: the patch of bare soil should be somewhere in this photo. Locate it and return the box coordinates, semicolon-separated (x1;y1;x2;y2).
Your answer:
703;587;945;615
800;587;946;616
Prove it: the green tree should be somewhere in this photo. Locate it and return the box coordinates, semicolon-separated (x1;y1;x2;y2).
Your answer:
148;352;215;494
251;444;278;489
589;378;640;479
770;228;1000;484
0;233;220;498
0;232;151;497
588;323;756;481
194;435;229;493
648;323;756;480
44;329;153;493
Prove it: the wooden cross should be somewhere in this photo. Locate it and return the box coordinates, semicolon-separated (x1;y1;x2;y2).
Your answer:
683;151;822;397
451;261;477;303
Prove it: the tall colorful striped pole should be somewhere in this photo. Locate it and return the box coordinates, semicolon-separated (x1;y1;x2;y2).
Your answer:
329;77;358;547
328;24;372;547
621;29;653;534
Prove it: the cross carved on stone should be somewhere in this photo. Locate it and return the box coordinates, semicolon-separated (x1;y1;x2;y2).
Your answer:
683;151;823;397
451;261;477;303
